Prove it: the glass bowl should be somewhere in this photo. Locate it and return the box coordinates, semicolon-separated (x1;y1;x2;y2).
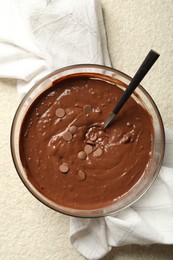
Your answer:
11;64;165;218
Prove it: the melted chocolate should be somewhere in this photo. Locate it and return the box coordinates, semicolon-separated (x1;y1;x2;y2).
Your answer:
20;76;154;209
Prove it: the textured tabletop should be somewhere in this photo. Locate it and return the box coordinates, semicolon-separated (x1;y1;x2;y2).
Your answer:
0;1;173;259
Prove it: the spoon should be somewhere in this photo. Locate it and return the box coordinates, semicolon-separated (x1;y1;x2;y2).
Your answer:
103;49;160;129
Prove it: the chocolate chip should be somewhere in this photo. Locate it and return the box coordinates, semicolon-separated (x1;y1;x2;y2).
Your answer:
93;148;103;157
87;140;95;145
84;144;93;154
55;108;66;118
83;105;92;114
63;132;73;141
78;151;87;160
59;163;69;173
78;170;86;180
69;125;77;134
90;133;97;141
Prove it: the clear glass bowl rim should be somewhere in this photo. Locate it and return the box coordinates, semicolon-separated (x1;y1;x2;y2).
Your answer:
10;64;165;218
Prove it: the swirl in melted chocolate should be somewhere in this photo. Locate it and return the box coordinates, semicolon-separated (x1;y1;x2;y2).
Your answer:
20;76;154;210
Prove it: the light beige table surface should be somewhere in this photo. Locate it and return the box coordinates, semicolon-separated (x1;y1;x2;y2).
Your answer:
0;1;173;259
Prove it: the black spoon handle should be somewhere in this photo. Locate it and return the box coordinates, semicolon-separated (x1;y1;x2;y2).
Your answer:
113;49;160;115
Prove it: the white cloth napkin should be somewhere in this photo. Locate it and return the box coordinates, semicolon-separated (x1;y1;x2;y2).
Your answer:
1;1;173;260
0;0;110;97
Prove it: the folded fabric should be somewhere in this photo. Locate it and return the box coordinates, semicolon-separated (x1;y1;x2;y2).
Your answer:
0;0;110;97
0;1;172;260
